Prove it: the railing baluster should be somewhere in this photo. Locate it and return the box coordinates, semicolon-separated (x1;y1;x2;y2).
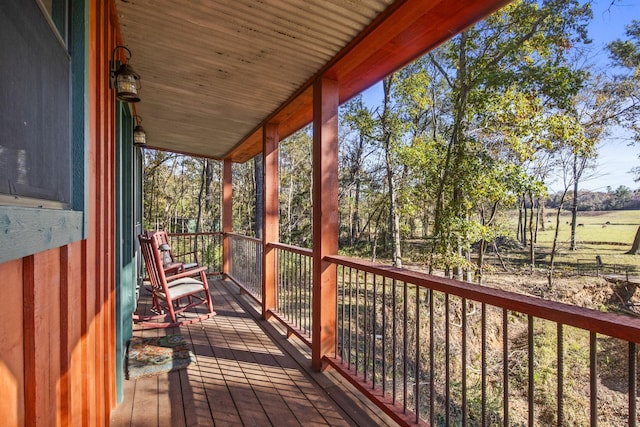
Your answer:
416;284;421;423
382;276;387;395
462;298;467;427
557;323;563;427
503;308;509;427
446;293;451;426
286;249;291;321
372;274;377;390
307;254;312;336
364;271;369;382
392;278;397;404
348;267;353;369
629;342;637;427
340;265;345;362
528;315;534;427
590;331;597;427
355;268;360;374
429;289;435;427
403;280;408;414
481;303;487;427
298;251;303;332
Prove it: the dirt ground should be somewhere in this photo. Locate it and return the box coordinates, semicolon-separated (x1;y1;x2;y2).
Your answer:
480;270;640;316
475;271;639;425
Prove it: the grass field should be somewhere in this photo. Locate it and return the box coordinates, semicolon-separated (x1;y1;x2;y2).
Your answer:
495;209;640;274
537;209;638;245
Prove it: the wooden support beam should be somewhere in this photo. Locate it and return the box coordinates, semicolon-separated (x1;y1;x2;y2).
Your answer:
222;159;233;275
262;124;279;319
311;78;339;370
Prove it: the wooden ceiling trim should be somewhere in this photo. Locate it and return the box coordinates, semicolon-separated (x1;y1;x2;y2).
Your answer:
330;0;514;100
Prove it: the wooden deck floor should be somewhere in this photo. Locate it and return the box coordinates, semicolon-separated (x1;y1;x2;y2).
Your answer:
111;278;398;427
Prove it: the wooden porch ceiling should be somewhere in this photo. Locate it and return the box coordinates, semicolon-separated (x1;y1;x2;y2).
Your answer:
115;0;511;163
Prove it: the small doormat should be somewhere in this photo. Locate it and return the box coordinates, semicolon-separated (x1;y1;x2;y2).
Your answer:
126;335;195;380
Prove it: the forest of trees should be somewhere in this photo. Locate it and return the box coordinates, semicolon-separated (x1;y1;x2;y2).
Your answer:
143;0;640;283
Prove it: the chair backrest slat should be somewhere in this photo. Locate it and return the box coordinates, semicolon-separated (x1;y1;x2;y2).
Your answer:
138;234;167;292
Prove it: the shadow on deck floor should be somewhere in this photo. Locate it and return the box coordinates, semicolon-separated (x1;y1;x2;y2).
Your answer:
111;278;398;426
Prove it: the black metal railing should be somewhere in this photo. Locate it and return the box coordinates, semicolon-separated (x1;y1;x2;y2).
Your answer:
271;242;313;343
227;233;263;300
167;232;223;274
326;254;640;427
219;237;639;426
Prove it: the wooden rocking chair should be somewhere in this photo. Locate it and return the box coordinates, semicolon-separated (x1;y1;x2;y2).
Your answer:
136;232;215;329
149;230;200;274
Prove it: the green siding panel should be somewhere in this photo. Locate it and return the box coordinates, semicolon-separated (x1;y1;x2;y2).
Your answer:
115;102;138;403
0;207;83;264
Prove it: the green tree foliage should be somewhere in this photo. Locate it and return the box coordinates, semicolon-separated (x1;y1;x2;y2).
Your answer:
279;129;313;247
143;150;221;233
232;159;257;235
608;19;640;180
341;0;593;279
141;0;638;282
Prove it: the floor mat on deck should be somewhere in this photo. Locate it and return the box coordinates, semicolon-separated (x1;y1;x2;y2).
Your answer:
126;334;195;380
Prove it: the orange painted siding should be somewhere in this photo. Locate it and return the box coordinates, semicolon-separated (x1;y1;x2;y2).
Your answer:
0;259;25;426
0;1;121;426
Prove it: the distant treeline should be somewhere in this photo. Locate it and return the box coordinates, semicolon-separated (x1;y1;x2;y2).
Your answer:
547;186;640;211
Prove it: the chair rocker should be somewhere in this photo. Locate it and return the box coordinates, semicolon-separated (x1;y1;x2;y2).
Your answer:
135;232;215;329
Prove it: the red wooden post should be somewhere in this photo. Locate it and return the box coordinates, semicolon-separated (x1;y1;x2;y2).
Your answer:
311;78;339;370
222;159;233;276
262;123;279;319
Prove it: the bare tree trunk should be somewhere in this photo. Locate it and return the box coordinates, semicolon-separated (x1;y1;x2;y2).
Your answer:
534;198;540;244
254;155;263;240
381;75;402;268
476;239;487;284
522;194;528;246
549;191;568;287
388;176;402;268
570;154;579;250
351;135;364;245
287;173;293;243
493;241;509;272
196;161;206;232
528;191;535;273
627;225;640;255
371;206;384;262
353;175;361;241
517;196;524;244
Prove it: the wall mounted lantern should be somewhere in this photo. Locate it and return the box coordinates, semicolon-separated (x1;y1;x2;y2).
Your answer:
110;45;141;102
133;115;147;146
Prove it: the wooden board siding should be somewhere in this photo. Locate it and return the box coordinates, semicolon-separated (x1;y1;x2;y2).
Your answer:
0;1;120;426
0;259;25;426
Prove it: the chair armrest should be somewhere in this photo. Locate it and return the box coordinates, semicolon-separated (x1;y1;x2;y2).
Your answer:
163;262;184;275
165;265;208;281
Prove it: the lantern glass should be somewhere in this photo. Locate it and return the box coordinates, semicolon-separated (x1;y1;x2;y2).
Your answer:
133;126;146;146
115;64;140;102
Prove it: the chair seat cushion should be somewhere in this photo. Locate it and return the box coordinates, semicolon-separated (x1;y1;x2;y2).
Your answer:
158;278;205;300
183;262;199;270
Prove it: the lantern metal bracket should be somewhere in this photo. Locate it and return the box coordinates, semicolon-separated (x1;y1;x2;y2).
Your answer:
109;45;131;89
110;45;141;102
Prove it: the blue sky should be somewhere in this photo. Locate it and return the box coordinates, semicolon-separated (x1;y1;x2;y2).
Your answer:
585;0;639;192
360;0;640;192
